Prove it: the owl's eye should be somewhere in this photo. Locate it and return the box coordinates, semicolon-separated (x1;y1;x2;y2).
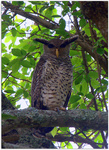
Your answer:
60;42;68;48
60;44;66;48
48;44;55;48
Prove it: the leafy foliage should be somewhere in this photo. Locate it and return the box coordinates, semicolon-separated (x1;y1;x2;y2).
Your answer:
2;1;108;149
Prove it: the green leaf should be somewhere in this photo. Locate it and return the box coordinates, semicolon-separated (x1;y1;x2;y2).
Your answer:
79;103;87;109
25;5;32;12
72;10;81;17
2;57;9;65
71;2;80;11
28;45;36;52
101;79;108;85
86;54;91;62
71;102;79;108
66;142;73;149
21;60;32;68
12;48;22;56
85;93;94;99
16;88;23;96
55;28;69;37
71;3;78;11
39;5;48;13
11;28;17;37
2;43;7;52
23;90;29;98
45;6;53;19
70;95;81;103
60;127;68;132
97;48;104;55
75;75;83;85
83;23;91;36
2;71;8;78
21;49;27;56
29;58;35;66
62;7;69;16
91;79;100;89
9;43;13;50
81;80;88;95
2;113;17;120
89;71;98;79
59;18;66;30
4;33;12;43
12;1;24;6
12;60;20;73
5;90;15;93
79;18;86;27
51;127;58;137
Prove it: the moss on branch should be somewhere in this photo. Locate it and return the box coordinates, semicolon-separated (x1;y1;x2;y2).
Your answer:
2;107;108;135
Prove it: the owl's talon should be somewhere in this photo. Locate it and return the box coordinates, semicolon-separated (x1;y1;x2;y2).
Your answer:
60;106;66;111
54;107;66;112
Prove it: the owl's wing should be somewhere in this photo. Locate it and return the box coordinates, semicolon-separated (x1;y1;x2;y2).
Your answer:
63;90;71;108
31;57;46;109
31;56;57;109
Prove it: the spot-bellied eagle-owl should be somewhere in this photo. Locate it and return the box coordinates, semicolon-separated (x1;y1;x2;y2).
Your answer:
31;35;78;137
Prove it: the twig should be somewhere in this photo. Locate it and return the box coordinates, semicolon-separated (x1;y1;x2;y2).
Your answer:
81;49;98;111
2;70;31;83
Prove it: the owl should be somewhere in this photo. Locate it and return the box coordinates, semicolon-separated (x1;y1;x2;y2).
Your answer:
31;35;78;137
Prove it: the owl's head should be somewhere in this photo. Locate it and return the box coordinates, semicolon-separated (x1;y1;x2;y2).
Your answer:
34;35;78;58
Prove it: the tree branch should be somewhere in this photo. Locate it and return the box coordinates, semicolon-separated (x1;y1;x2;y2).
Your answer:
2;92;15;110
2;141;30;149
79;1;108;42
2;1;59;29
47;134;100;149
2;108;107;135
76;38;108;74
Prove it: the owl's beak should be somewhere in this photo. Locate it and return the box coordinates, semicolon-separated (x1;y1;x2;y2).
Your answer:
56;48;59;58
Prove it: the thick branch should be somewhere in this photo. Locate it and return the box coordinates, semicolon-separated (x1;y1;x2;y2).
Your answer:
2;108;107;135
77;38;108;74
2;92;15;110
47;134;100;149
79;2;108;42
2;1;59;29
2;141;30;149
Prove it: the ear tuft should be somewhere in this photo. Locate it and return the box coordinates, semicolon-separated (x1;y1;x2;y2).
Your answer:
34;38;49;45
60;35;79;48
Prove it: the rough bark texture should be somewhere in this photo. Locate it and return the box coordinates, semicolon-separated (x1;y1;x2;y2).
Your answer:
2;1;59;30
2;92;15;110
80;1;108;42
2;107;108;135
2;93;55;149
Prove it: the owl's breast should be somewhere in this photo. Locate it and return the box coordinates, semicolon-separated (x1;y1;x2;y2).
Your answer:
41;59;72;110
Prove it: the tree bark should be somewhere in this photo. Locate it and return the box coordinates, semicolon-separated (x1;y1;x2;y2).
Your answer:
1;1;59;30
79;1;108;43
2;93;55;148
2;107;107;135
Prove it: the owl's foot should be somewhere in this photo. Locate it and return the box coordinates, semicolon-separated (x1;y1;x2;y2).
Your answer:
54;106;66;113
59;106;66;111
